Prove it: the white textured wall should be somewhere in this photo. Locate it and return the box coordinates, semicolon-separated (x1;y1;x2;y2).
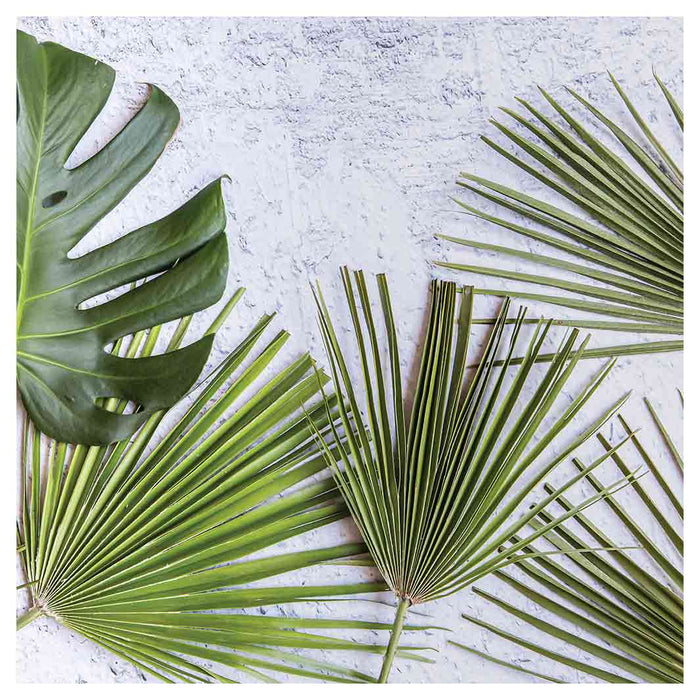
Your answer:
17;16;682;683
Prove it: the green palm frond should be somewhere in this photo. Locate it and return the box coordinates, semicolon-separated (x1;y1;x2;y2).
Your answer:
453;395;683;683
312;267;638;682
438;71;683;361
16;291;435;683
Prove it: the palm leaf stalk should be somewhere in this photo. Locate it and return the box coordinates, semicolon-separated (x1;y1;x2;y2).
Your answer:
311;267;639;682
453;395;683;682
438;71;683;361
16;290;437;683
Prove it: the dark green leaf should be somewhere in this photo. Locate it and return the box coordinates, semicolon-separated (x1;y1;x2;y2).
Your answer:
16;30;229;445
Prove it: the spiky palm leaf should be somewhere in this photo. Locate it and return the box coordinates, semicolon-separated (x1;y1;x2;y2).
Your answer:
453;396;683;683
16;292;436;683
438;71;683;362
312;268;638;682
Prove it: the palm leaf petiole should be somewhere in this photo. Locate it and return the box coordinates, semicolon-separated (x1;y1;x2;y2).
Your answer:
16;606;42;631
378;597;411;683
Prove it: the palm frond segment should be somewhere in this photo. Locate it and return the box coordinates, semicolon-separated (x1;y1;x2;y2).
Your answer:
439;72;683;359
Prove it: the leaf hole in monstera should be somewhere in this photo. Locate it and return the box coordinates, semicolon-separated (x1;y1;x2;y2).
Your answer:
41;190;67;208
64;81;151;171
77;270;169;310
77;280;141;311
94;397;140;414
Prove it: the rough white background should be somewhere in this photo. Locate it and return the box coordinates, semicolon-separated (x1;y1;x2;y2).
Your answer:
16;16;683;684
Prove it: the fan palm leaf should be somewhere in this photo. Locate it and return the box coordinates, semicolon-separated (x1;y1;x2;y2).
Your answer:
438;71;683;362
452;396;683;682
312;267;639;682
16;291;436;683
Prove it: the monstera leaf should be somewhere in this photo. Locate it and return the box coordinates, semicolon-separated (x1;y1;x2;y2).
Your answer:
16;30;229;445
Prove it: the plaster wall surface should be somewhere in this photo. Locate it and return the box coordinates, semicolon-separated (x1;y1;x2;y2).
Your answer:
16;15;683;683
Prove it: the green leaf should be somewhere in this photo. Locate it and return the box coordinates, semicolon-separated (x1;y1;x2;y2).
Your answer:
448;640;563;683
313;268;634;682
15;298;424;683
16;30;229;445
452;396;683;683
441;71;683;360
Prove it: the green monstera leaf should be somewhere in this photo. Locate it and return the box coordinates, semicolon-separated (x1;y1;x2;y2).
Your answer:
16;30;229;446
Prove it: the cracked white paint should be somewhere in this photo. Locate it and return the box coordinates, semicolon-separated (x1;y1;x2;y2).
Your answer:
16;16;682;683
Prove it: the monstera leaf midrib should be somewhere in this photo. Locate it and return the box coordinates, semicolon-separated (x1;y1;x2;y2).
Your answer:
16;31;229;446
